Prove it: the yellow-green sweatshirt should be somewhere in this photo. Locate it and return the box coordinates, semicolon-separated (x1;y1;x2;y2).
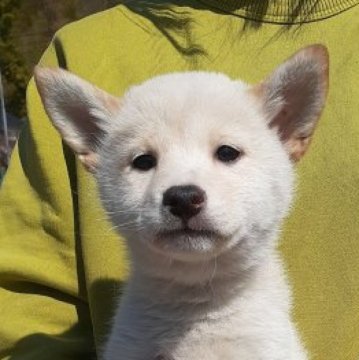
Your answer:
0;1;359;359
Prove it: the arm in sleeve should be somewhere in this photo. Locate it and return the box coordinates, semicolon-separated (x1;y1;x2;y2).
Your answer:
0;36;94;360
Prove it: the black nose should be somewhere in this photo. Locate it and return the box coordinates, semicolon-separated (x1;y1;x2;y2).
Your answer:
163;185;206;220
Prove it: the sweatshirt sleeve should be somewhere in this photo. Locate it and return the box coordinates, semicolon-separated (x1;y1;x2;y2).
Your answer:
0;35;94;360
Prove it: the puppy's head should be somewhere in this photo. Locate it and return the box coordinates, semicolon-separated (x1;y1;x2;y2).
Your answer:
35;45;328;266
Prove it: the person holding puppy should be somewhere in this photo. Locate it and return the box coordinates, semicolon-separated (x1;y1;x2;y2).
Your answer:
0;1;358;359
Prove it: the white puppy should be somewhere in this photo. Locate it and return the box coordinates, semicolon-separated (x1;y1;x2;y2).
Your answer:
35;44;329;360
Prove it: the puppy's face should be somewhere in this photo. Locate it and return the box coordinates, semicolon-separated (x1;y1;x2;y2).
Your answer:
35;45;328;263
97;74;294;260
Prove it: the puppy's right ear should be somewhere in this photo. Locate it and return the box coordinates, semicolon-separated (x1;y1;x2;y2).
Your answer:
34;67;121;172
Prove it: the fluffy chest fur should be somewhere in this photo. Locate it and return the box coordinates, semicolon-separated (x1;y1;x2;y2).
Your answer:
105;255;306;360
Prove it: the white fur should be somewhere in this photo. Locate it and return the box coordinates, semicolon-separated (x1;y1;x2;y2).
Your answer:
34;45;329;360
98;72;306;360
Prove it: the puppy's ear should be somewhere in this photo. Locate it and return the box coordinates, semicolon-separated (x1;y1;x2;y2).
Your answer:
253;45;329;162
34;67;121;172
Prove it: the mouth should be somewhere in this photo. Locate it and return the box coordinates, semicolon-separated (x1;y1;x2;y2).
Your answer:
157;228;218;239
149;225;231;261
150;226;223;258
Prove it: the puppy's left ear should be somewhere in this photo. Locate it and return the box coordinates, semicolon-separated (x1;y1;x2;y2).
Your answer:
253;45;329;162
34;67;121;172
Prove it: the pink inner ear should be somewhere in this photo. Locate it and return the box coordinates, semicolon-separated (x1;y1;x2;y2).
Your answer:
63;103;105;149
270;74;321;142
259;45;329;161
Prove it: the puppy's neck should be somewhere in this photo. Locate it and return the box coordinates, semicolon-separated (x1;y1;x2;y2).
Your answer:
128;234;277;310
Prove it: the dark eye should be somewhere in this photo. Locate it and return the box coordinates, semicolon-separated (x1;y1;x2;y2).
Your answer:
132;154;157;171
216;145;242;163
